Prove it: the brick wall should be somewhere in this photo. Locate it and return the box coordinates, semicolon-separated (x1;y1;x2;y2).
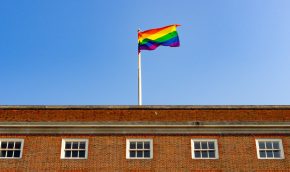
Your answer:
0;134;288;171
0;106;289;171
0;108;289;122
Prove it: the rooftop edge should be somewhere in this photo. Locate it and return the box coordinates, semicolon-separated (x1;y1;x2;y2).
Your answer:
0;105;290;110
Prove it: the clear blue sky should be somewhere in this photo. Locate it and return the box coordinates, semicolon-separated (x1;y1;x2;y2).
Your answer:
1;0;290;105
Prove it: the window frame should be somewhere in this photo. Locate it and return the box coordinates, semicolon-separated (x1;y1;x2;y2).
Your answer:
191;139;219;159
255;139;284;159
126;139;153;159
0;139;24;159
60;139;89;159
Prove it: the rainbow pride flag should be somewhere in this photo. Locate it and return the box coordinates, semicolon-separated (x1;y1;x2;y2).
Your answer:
138;24;180;51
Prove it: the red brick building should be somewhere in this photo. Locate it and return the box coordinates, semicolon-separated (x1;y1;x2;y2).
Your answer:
0;105;289;171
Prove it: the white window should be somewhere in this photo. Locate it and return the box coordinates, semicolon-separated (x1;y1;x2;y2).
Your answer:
126;139;153;159
61;139;88;159
191;139;218;159
0;139;24;159
256;139;284;159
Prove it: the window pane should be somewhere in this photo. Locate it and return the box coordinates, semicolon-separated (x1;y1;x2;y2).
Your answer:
194;142;200;149
137;151;143;157
201;142;207;149
195;151;201;158
260;151;266;158
14;151;20;157
7;151;13;157
144;150;150;157
273;150;281;158
65;151;71;157
79;151;85;158
144;142;150;149
266;151;273;158
209;151;215;158
72;151;78;157
130;151;136;157
137;142;143;149
79;142;86;149
273;142;279;149
201;151;208;158
1;142;7;149
259;142;265;149
0;151;6;157
65;142;72;149
72;142;78;149
266;142;272;149
14;142;21;149
208;142;215;149
130;142;136;149
8;142;14;149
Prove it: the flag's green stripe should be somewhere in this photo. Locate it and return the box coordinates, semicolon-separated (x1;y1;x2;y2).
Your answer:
139;31;178;45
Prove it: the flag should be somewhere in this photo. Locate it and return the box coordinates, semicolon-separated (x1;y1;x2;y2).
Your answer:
138;24;180;51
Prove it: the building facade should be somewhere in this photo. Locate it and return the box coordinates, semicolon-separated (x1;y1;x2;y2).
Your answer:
0;105;289;171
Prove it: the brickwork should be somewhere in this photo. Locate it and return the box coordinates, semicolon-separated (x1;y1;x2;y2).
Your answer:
0;106;289;171
0;108;289;122
0;135;288;171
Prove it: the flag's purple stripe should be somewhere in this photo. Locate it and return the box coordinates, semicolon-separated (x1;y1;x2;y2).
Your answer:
139;44;158;50
138;36;180;51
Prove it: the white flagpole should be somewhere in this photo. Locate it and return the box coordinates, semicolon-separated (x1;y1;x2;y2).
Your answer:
138;29;142;105
138;51;142;105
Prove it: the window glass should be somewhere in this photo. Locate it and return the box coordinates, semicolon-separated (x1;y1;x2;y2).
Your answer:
256;139;283;159
130;151;136;157
266;142;272;149
137;142;143;149
62;139;88;159
130;142;136;149
259;142;265;149
127;139;153;159
144;142;150;149
144;150;150;157
192;140;218;159
195;151;201;158
0;140;23;159
79;142;86;149
194;142;200;149
208;142;215;149
273;142;279;149
65;142;71;149
201;142;207;149
260;151;266;158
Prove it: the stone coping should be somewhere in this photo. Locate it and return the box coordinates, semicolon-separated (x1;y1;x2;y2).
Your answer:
0;121;289;134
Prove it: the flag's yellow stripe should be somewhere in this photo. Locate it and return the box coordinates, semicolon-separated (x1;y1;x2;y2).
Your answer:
138;25;177;43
